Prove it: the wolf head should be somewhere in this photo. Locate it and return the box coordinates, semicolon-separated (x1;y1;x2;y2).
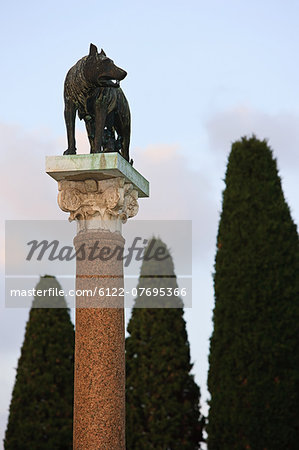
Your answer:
83;43;127;87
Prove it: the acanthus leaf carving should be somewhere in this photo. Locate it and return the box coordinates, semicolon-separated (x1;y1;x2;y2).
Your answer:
57;177;139;225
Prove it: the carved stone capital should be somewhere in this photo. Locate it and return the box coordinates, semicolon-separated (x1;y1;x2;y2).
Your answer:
57;177;139;232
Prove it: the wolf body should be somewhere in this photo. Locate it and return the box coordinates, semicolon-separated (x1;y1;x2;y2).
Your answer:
64;44;131;162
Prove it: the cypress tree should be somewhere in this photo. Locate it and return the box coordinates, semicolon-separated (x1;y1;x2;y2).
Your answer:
126;238;203;449
4;276;74;450
208;136;299;449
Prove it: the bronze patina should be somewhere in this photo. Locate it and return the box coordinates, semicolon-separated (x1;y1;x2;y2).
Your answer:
63;44;131;163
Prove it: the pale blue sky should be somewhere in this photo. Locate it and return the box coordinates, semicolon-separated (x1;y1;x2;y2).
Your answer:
2;0;299;145
1;1;299;447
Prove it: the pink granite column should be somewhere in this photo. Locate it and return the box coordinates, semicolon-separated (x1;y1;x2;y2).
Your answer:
73;230;125;450
46;156;148;448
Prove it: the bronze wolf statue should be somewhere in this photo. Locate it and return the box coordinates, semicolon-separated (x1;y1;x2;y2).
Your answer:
63;43;131;163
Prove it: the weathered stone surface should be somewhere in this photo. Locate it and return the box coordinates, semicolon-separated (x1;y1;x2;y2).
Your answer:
46;153;149;198
58;177;138;233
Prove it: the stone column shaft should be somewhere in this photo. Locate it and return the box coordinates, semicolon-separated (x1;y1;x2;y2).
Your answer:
73;231;125;449
58;176;138;449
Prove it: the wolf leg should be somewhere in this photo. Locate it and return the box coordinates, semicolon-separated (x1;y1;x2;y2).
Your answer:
64;99;77;155
120;124;130;162
93;106;107;153
84;117;95;153
114;113;130;161
114;89;131;161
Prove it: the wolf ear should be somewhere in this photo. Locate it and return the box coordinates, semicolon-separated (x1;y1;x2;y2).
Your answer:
89;43;98;57
100;48;106;57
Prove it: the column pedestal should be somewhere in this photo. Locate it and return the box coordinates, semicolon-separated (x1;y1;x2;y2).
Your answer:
46;153;149;450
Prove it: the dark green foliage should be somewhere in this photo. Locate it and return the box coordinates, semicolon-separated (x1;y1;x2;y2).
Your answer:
4;276;74;450
208;136;299;449
126;239;203;449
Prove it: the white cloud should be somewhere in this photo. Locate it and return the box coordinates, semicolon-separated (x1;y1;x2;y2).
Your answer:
0;126;220;262
205;105;299;169
205;105;299;226
0;123;63;220
131;144;220;261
